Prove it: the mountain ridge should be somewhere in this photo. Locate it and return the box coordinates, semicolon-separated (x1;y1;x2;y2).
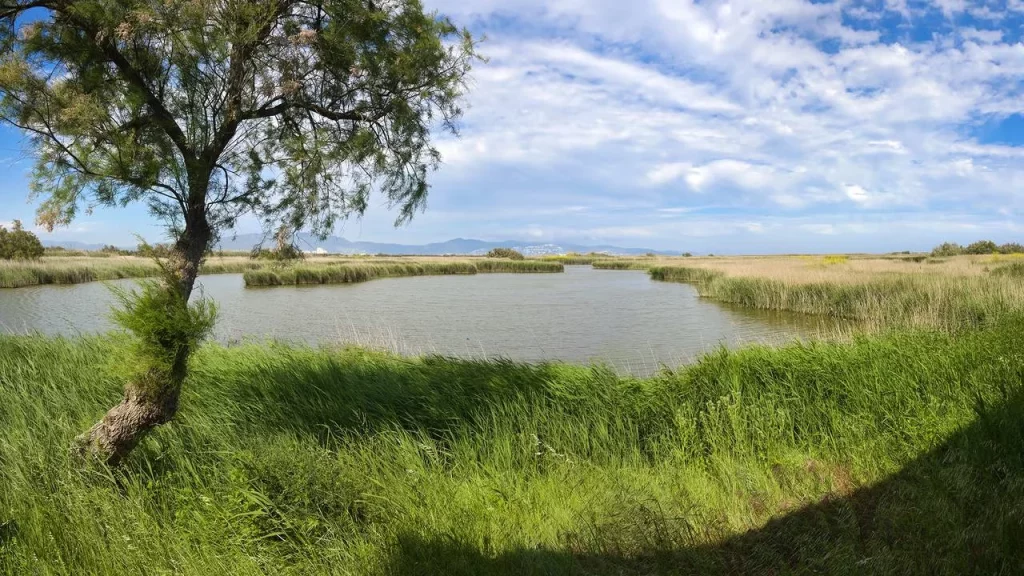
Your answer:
43;235;677;256
218;233;675;256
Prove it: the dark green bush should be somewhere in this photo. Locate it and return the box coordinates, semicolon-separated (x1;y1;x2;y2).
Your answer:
486;248;524;260
931;241;1024;257
251;244;304;261
0;220;44;260
965;240;999;255
930;242;964;257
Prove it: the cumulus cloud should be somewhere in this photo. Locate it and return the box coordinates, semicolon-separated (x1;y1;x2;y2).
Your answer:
409;0;1024;252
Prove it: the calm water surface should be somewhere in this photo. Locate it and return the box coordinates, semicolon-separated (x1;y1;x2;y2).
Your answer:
0;266;829;374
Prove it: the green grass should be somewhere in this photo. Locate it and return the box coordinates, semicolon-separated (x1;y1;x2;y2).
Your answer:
243;260;563;287
473;260;565;273
1;316;1023;574
649;265;1024;331
591;259;651;270
991;262;1024;277
536;255;602;265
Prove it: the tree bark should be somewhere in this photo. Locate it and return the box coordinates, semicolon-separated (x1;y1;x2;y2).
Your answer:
76;174;212;466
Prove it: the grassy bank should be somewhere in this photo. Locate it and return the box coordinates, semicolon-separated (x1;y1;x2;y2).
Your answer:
0;257;274;288
2;316;1023;574
0;256;565;289
591;259;653;270
243;260;564;287
645;259;1024;331
537;255;602;265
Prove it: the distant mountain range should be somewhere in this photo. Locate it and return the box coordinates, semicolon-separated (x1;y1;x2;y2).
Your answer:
44;235;676;256
219;234;675;256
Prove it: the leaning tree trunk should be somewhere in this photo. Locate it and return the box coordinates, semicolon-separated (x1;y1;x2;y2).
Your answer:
76;209;212;466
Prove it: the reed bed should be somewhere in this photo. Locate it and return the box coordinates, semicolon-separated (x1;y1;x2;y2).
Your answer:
0;256;564;289
649;264;1024;331
2;315;1023;574
591;259;653;270
0;256;271;288
243;260;563;287
536;255;602;265
473;259;564;273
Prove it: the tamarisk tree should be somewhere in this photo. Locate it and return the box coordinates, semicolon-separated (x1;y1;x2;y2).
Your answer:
0;0;475;464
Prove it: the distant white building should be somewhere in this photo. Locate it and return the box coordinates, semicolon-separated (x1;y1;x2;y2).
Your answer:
305;247;328;255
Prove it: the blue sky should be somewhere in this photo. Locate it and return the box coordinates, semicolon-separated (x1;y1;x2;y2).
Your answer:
1;0;1023;253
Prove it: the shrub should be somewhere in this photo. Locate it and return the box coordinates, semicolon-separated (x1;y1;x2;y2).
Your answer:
486;248;524;260
965;240;999;255
0;220;44;260
137;242;172;258
933;241;1023;256
251;244;304;261
100;244;127;255
931;242;964;257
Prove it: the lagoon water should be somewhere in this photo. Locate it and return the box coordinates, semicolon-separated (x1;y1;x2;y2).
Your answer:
0;266;827;375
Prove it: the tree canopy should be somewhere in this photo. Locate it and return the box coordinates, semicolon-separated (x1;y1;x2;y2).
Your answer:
0;0;477;465
0;220;44;260
0;0;476;242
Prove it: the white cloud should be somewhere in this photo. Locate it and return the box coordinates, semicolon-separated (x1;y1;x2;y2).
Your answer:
844;184;871;204
18;0;1017;251
647;160;779;192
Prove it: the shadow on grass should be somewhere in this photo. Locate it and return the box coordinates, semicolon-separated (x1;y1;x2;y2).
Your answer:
186;339;1024;574
211;350;646;442
384;382;1024;575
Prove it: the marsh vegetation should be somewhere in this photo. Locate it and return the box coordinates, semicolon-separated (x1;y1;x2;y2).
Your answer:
2;244;1023;574
2;313;1022;574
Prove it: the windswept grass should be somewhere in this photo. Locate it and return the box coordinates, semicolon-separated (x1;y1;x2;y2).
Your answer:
2;315;1023;574
649;264;1024;330
243;260;563;287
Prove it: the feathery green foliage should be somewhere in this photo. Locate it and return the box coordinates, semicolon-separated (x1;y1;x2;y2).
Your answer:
0;0;477;235
2;316;1023;574
106;273;216;401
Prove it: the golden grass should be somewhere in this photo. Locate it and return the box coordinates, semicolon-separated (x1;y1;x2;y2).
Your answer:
605;254;1005;284
639;254;1024;331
